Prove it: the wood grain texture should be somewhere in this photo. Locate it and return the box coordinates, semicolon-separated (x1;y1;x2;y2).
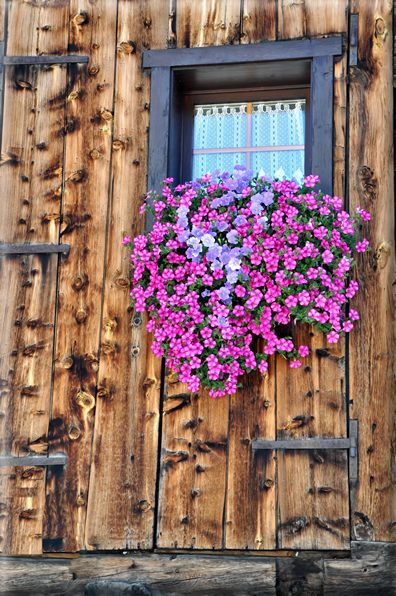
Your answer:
225;356;276;550
176;0;241;48
276;326;348;550
85;0;168;550
240;0;276;44
0;0;4;42
0;553;277;596
44;0;118;553
0;254;57;555
348;0;396;542
324;542;396;595
277;0;348;40
0;0;69;556
157;384;229;549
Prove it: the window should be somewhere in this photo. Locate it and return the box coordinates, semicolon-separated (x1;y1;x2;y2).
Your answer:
143;37;342;226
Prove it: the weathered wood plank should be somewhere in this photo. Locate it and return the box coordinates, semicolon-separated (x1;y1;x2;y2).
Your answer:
324;542;396;595
176;0;241;48
44;0;118;553
277;558;324;596
348;0;396;542
0;554;277;596
0;0;69;557
225;353;276;550
276;326;348;550
84;0;169;551
277;0;348;40
0;254;58;555
240;0;276;44
0;0;4;42
157;384;229;549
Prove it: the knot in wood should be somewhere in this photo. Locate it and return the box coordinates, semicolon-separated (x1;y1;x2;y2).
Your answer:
42;212;60;222
102;341;116;356
133;313;142;328
90;149;101;159
68;425;81;440
73;10;88;25
131;345;140;358
144;17;152;28
61;356;74;369
21;467;44;479
21;385;39;396
76;494;85;507
375;17;385;36
17;80;32;89
137;499;152;512
23;344;37;356
92;42;100;50
112;139;125;151
375;241;391;269
72;274;85;290
100;107;113;122
263;399;272;408
97;83;107;93
120;40;136;54
85;352;99;370
67;91;79;102
19;508;37;519
115;275;129;288
75;308;87;323
97;387;109;399
260;477;274;490
68;169;84;183
27;318;40;328
75;391;95;412
191;488;200;498
89;64;100;77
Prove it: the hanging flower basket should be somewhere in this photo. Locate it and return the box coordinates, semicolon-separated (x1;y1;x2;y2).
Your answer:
124;167;370;397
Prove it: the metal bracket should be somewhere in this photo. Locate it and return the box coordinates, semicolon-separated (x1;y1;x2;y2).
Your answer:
349;14;359;66
0;455;67;467
0;244;70;255
252;420;358;480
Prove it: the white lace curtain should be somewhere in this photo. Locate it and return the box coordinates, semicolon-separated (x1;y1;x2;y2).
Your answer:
193;100;305;181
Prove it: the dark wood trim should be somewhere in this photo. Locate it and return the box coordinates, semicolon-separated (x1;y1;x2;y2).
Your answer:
0;244;70;255
147;67;172;231
311;55;334;195
143;37;343;69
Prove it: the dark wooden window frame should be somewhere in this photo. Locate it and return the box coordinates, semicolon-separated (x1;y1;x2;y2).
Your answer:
143;37;343;218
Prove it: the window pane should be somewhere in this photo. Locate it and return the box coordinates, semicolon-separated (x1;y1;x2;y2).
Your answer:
193;104;247;150
192;99;305;181
251;150;305;183
252;101;305;147
193;152;246;181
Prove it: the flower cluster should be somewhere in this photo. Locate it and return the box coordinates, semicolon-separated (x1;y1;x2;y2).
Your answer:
125;166;370;397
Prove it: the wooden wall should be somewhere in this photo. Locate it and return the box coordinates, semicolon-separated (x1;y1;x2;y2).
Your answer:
0;0;394;556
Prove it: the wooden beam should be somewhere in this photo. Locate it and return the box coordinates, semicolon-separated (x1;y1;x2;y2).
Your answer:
143;37;343;68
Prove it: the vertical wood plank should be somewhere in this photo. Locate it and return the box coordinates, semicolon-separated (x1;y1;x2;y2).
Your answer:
348;0;395;542
176;0;241;48
276;325;348;550
156;0;242;552
225;353;276;550
157;383;229;549
44;0;118;553
0;0;69;556
277;0;348;40
240;0;276;44
84;0;169;550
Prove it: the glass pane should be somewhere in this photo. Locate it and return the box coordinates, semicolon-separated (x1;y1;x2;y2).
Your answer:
252;101;305;147
251;149;305;182
193;152;246;180
194;104;247;150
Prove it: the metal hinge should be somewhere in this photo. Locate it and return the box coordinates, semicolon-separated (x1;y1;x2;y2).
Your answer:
349;14;359;66
252;419;358;480
0;455;67;467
